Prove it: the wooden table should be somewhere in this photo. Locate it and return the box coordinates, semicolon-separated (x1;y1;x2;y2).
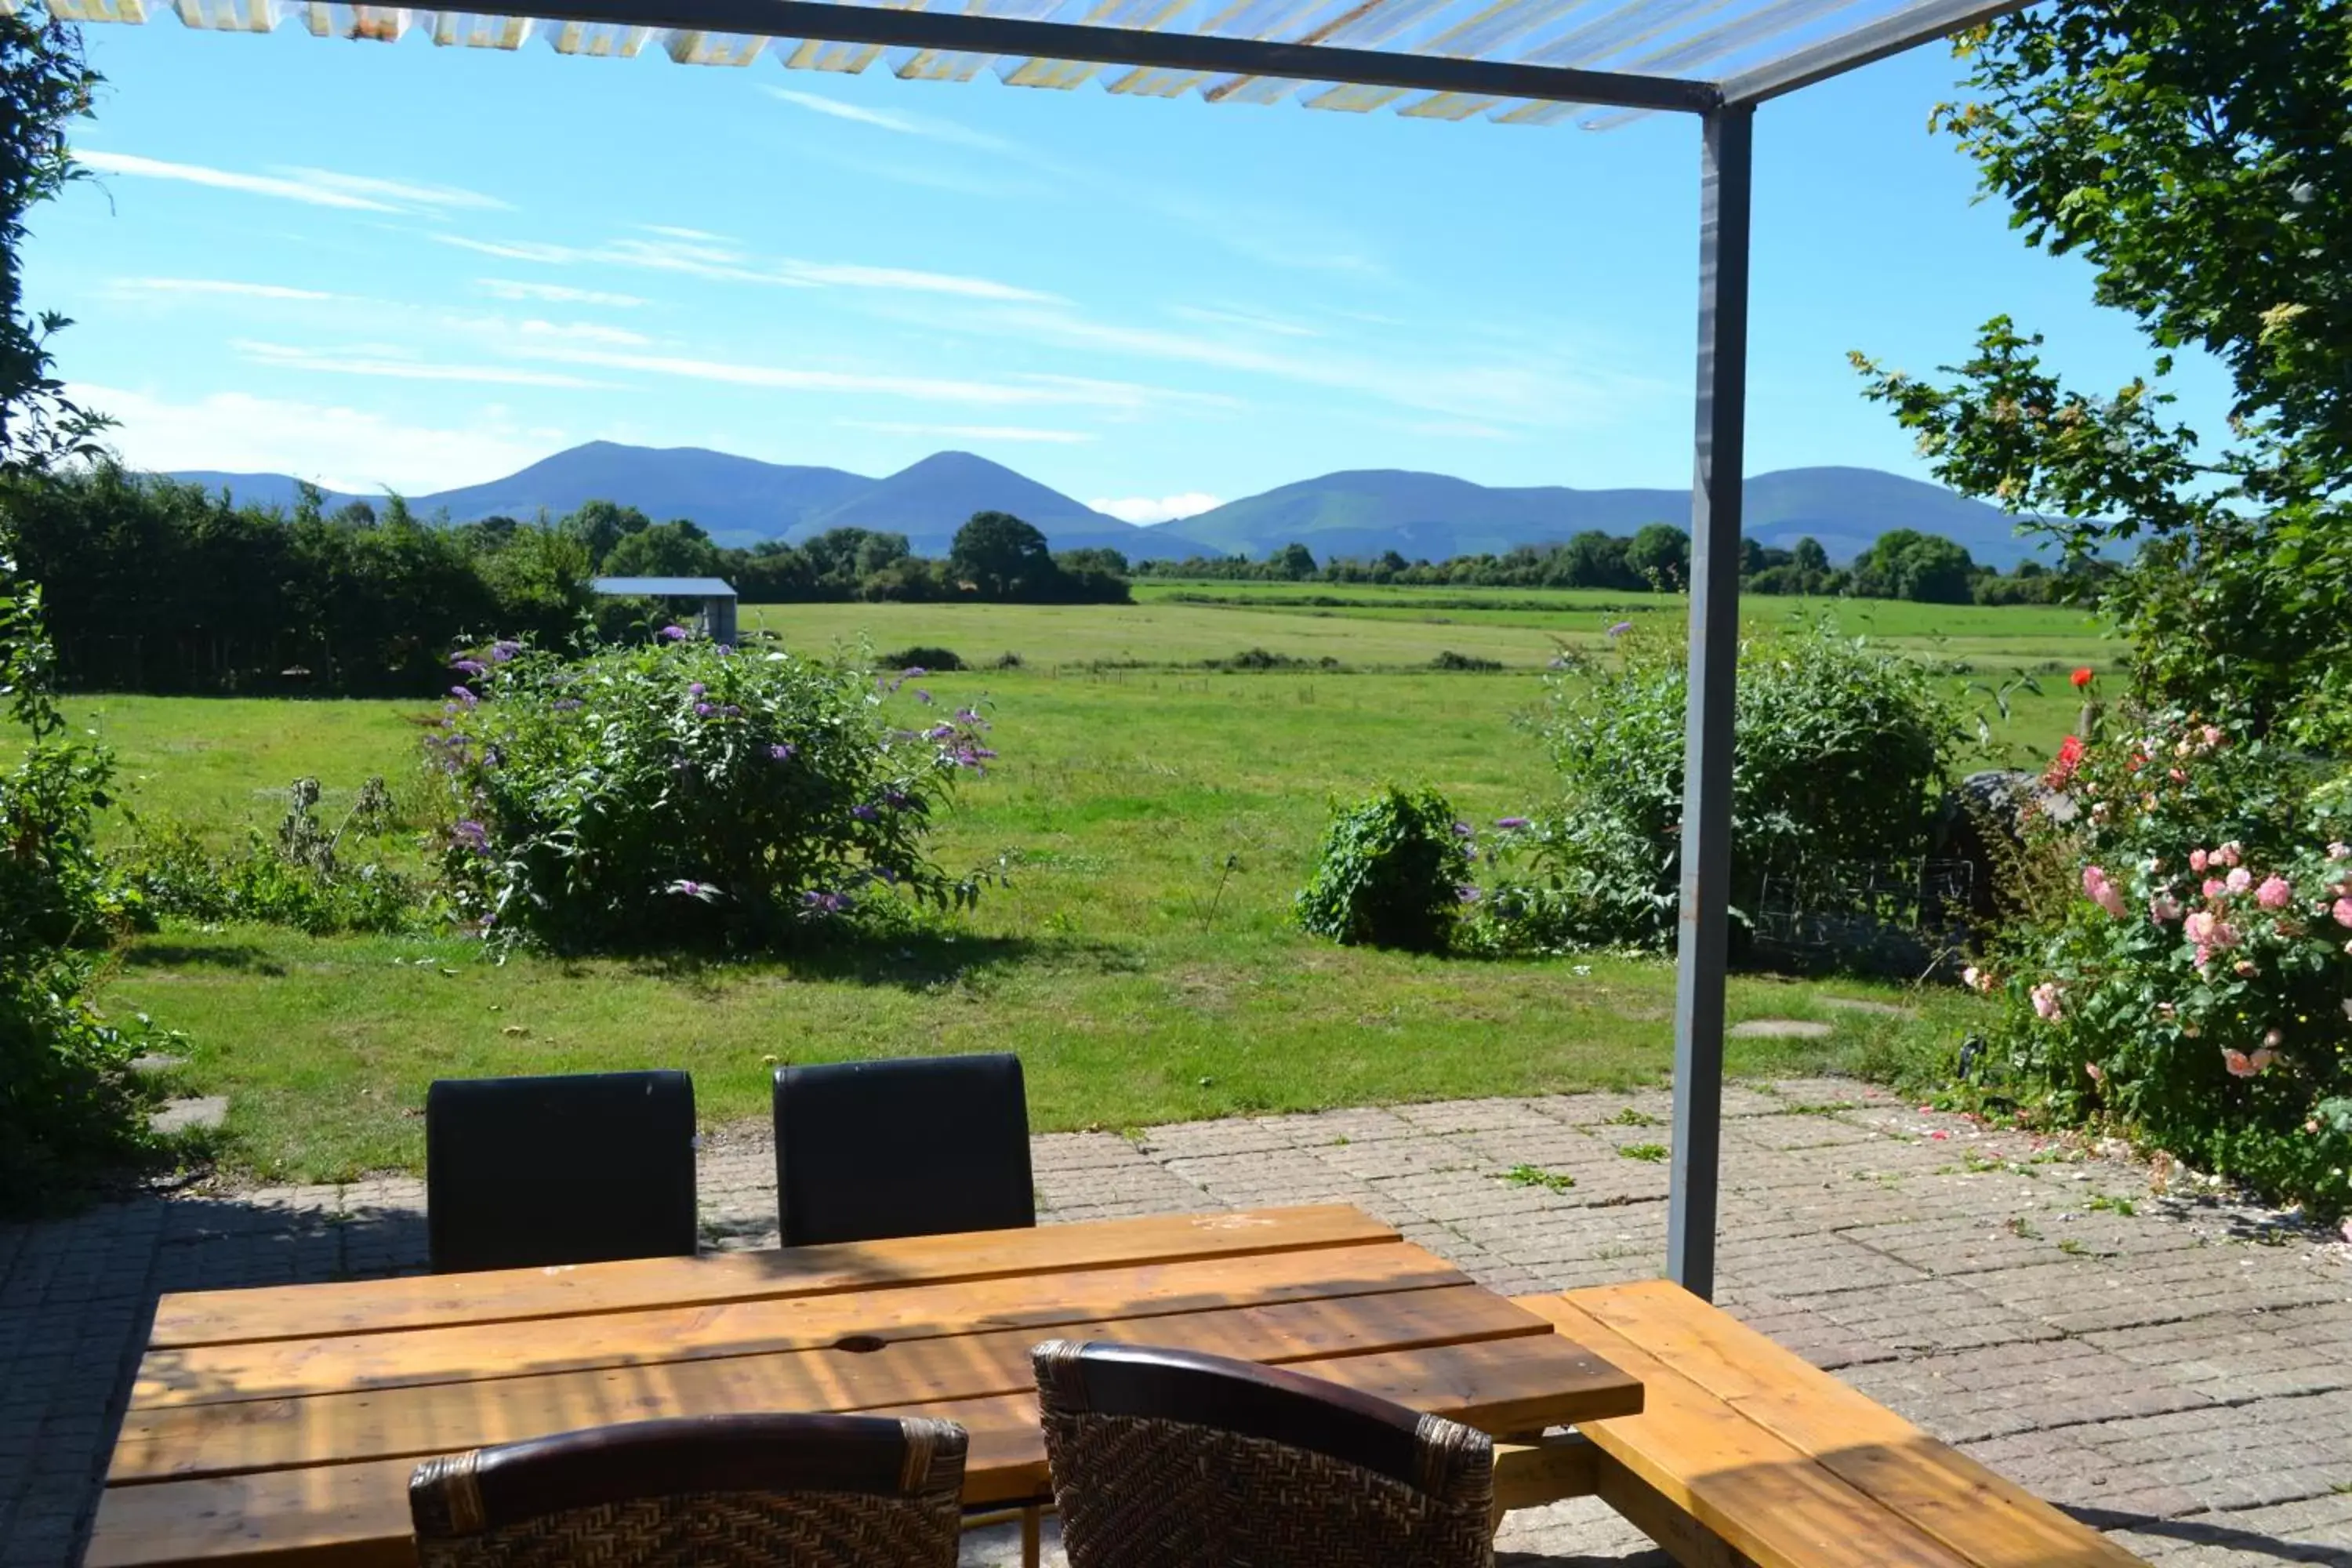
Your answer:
91;1203;1642;1568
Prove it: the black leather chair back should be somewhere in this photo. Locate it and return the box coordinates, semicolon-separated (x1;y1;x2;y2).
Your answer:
771;1054;1034;1247
426;1070;698;1273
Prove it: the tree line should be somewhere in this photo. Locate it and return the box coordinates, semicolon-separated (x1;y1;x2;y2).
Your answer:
2;468;1127;696
1132;524;2099;604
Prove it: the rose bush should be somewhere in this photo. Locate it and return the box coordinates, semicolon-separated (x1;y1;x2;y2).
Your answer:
434;631;996;953
1975;706;2352;1216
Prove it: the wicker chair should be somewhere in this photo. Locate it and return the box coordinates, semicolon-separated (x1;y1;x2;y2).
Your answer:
1032;1339;1497;1568
426;1069;698;1274
408;1413;967;1568
771;1053;1034;1247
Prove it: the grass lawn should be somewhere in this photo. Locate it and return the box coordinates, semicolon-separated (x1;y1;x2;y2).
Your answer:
71;596;2097;1184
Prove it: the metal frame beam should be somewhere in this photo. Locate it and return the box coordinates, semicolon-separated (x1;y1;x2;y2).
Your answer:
1666;102;1752;1304
1717;0;2027;105
474;0;1722;114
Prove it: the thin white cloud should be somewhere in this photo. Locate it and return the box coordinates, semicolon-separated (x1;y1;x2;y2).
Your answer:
1091;492;1225;524
274;168;508;212
512;318;652;347
234;339;614;389
479;278;648;307
1170;304;1322;339
641;223;732;242
79;151;398;211
513;343;1099;407
775;260;1054;303
845;421;1095;445
74;383;564;495
107;278;340;301
760;87;1014;153
441;230;1056;303
434;235;586;263
78;151;504;215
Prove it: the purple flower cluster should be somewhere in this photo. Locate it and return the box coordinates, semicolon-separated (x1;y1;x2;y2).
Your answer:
801;889;852;916
1606;621;1635;638
1496;816;1530;830
768;742;797;761
688;681;706;697
451;658;488;677
659;625;691;642
491;640;523;663
851;803;880;822
452;819;490;853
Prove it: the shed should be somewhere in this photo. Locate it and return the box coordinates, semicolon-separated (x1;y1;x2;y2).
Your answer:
590;576;739;648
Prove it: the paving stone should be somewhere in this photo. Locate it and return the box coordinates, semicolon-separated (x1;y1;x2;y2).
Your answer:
4;1081;2347;1568
147;1097;228;1135
1728;1018;1834;1038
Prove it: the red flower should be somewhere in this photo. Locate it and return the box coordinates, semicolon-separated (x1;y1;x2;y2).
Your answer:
2045;733;2085;789
2071;666;2096;689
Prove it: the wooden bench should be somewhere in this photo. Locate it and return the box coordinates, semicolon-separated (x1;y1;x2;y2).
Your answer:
1501;1280;2150;1568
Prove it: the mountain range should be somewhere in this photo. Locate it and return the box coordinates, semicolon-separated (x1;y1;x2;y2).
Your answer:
171;441;2037;567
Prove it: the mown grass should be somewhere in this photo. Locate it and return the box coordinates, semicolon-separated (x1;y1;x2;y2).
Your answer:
67;597;2100;1183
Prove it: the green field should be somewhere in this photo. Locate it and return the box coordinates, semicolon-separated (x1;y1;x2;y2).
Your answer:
70;593;2098;1183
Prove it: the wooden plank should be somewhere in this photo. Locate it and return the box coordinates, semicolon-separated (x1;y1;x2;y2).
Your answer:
1494;1432;1601;1512
136;1240;1462;1410
1592;1449;1756;1568
1563;1283;2146;1568
117;1285;1590;1484
1513;1295;1973;1568
93;1333;1639;1568
147;1206;1396;1348
89;1393;1054;1568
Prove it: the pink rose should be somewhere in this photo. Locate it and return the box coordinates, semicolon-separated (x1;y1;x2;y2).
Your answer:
2234;959;2258;978
2328;841;2350;862
2217;841;2243;869
2333;897;2352;929
2031;982;2064;1022
2263;1028;2284;1048
2149;893;2183;923
2185;910;2217;944
2223;1048;2256;1078
2190;848;2210;873
2226;867;2253;895
2202;724;2224;748
1962;965;1994;994
2082;866;2129;918
2249;1047;2276;1073
2256;876;2293;910
2085;1062;2105;1083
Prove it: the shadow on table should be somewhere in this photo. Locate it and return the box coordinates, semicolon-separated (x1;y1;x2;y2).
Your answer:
2070;1504;2352;1566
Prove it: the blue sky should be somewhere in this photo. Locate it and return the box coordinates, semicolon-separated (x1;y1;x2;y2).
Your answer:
24;15;2232;522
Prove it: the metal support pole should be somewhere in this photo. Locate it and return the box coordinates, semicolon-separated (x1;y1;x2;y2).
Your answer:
1666;103;1753;1302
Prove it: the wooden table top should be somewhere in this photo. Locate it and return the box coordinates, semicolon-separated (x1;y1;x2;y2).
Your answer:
90;1203;1642;1568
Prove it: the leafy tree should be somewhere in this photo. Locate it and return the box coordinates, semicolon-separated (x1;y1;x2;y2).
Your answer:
1855;2;2352;745
1054;546;1129;577
1270;542;1316;580
949;510;1057;600
601;518;720;579
1624;523;1690;591
559;499;653;568
1;9;103;475
1791;538;1830;574
1849;528;1976;604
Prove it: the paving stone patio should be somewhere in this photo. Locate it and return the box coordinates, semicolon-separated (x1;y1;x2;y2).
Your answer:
5;1076;2349;1567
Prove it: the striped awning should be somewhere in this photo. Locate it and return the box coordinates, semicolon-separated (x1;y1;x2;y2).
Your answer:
5;0;2016;129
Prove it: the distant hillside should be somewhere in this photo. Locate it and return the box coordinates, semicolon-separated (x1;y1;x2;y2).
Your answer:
1160;466;2034;568
167;445;2031;566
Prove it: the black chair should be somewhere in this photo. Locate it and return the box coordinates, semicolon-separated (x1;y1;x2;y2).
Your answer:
426;1070;698;1274
771;1054;1034;1247
409;1413;968;1568
1032;1340;1495;1568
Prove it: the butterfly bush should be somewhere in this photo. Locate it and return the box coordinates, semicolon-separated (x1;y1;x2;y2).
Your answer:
431;633;995;953
1979;708;2352;1216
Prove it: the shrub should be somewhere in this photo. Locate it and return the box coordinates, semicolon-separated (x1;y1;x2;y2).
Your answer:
1478;622;1964;953
1431;651;1504;672
1;550;167;1214
881;646;964;673
1973;706;2352;1217
122;778;429;935
434;632;996;952
1296;786;1474;953
993;652;1025;670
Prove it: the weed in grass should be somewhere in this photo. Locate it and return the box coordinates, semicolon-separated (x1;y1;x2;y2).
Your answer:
2006;1215;2042;1240
1500;1164;1578;1193
1607;1106;1663;1127
1621;1142;1669;1163
1778;1100;1860;1116
2085;1192;2137;1217
2056;1237;2088;1256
